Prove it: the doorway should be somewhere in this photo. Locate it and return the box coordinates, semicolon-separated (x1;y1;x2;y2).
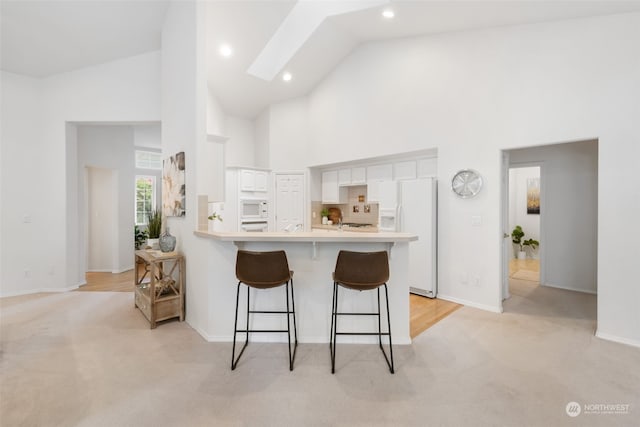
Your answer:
501;140;599;312
507;165;542;296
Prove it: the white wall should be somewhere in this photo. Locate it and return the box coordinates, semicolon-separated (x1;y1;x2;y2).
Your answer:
254;108;270;169
508;166;540;256
510;141;598;294
0;52;160;296
0;72;43;295
268;97;309;171
133;124;161;149
225;116;255;167
162;1;220;338
267;13;640;344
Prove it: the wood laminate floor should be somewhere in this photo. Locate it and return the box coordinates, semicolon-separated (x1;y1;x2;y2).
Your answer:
410;294;462;338
80;269;461;338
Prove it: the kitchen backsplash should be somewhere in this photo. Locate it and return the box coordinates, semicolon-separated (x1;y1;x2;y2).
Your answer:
312;186;379;225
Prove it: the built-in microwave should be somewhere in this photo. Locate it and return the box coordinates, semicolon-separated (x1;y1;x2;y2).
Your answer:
240;199;268;220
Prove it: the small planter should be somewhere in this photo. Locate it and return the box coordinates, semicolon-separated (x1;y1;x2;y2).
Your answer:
517;251;526;260
322;216;328;225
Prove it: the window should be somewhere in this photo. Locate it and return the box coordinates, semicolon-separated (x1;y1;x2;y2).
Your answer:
135;176;156;225
135;150;162;170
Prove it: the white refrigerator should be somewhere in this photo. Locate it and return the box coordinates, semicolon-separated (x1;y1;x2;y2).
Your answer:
378;178;437;298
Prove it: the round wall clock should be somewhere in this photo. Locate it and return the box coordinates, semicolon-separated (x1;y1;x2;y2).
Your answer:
451;169;483;198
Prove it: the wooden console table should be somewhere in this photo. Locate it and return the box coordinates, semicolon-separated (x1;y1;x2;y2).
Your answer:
134;250;185;329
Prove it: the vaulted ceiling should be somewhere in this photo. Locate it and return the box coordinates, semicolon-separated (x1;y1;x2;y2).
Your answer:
3;1;640;119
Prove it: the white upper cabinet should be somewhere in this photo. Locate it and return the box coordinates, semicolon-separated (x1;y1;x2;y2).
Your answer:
240;169;255;191
322;171;348;203
351;167;366;184
337;167;367;186
366;164;393;182
393;161;417;180
254;171;268;192
338;169;351;186
240;169;268;192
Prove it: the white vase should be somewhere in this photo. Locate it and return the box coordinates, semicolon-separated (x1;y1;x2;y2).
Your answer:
517;251;526;260
322;216;328;225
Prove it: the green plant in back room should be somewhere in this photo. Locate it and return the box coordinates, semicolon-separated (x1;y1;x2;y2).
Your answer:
511;225;540;259
134;225;148;250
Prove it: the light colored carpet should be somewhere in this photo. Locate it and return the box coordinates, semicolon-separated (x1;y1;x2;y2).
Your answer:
511;269;540;282
2;287;639;426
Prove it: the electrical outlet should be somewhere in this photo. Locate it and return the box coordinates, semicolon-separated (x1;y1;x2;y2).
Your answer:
24;269;30;278
312;211;317;219
23;215;31;223
473;276;481;287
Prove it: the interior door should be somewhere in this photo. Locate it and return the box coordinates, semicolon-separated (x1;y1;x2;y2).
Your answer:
276;174;305;231
501;151;511;302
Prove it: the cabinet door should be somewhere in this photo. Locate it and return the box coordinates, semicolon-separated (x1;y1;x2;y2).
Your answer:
351;167;366;184
254;171;268;192
240;170;255;191
367;180;381;203
394;161;417;180
367;164;393;181
322;171;347;203
338;169;351;186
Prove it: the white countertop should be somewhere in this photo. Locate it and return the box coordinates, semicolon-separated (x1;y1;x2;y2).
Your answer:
194;229;417;243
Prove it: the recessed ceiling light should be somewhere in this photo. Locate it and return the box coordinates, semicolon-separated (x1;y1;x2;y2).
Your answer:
382;9;395;19
282;72;292;82
219;44;233;58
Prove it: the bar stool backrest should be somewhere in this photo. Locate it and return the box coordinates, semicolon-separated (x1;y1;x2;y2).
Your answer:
333;250;389;290
236;250;291;289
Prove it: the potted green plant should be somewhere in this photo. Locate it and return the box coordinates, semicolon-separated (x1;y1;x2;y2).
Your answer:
208;211;223;232
134;225;148;250
321;208;329;225
523;238;540;257
511;225;540;259
147;209;162;249
511;225;526;259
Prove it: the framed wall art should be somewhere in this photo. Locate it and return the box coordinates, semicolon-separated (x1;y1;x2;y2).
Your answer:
162;151;186;217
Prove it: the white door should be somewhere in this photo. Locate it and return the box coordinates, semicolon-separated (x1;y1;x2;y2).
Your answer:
276;174;305;231
501;151;511;302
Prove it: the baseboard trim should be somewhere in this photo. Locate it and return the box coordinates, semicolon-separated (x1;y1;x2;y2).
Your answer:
542;283;597;295
595;330;640;349
86;269;112;273
437;294;503;313
112;265;134;274
0;284;80;298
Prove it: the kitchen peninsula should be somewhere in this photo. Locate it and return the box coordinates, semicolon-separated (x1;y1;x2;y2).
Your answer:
194;229;417;344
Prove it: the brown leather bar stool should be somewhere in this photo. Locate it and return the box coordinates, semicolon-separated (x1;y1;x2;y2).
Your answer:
330;250;394;374
232;250;298;371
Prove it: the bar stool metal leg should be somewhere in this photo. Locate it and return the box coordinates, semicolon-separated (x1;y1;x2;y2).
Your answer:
231;281;249;370
285;279;298;371
331;283;338;374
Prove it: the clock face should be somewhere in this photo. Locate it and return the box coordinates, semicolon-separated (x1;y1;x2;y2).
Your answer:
452;169;483;198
